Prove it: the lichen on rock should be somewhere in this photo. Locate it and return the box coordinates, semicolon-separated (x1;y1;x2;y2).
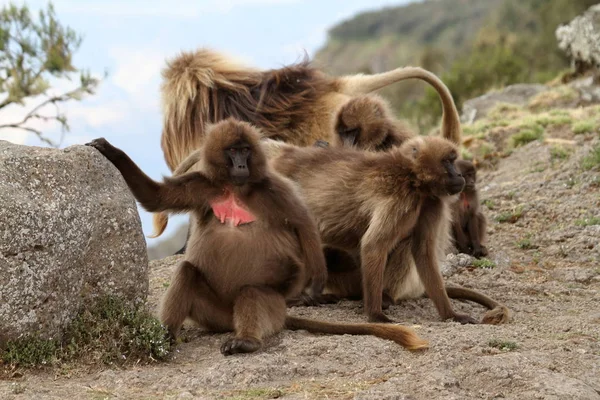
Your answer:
0;140;148;344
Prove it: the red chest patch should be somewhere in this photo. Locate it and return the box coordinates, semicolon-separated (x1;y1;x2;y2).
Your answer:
461;193;470;210
209;191;256;226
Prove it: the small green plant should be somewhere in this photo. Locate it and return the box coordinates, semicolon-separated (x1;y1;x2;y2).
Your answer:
64;296;171;364
516;234;536;249
0;296;171;368
506;190;517;200
549;109;570;117
510;124;544;147
549;145;570;162
572;120;598;135
530;162;546;173
482;199;495;209
532;251;542;265
461;148;473;160
477;143;495;158
495;205;524;223
2;335;58;367
535;114;572;127
488;339;519;351
472;258;496;269
581;144;600;170
575;217;600;227
488;102;519;120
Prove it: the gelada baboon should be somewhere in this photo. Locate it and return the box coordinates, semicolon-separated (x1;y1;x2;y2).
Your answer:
333;94;414;151
160;48;462;170
86;119;428;355
153;48;461;239
266;136;510;325
452;160;488;258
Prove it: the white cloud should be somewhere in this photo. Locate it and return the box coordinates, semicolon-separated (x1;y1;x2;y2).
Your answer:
66;101;129;128
108;47;166;112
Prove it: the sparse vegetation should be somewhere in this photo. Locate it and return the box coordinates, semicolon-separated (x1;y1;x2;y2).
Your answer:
572;120;598;135
488;339;519;351
0;296;170;368
461;148;474;161
511;123;544;147
575;217;600;227
516;234;537;249
581;144;600;170
1;335;59;367
530;162;546;173
482;199;496;209
472;258;496;269
496;205;524;223
550;145;570;162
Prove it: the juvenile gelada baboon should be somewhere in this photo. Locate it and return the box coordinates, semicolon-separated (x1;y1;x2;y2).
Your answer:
172;135;511;325
86;119;428;355
452;160;488;258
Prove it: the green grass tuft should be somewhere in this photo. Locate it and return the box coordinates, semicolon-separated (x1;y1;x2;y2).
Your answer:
472;258;496;269
495;205;524;223
510;123;544;147
2;336;58;367
549;145;570;162
488;339;519;351
582;144;600;170
575;217;600;227
482;199;495;209
0;296;171;368
572;119;598;135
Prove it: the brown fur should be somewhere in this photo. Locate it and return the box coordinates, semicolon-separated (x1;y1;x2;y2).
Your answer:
333;94;414;151
154;49;462;237
265;137;510;325
160;48;462;169
451;160;488;258
86;120;428;354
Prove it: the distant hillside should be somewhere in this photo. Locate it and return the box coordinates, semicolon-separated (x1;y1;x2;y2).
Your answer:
315;0;500;75
314;0;598;132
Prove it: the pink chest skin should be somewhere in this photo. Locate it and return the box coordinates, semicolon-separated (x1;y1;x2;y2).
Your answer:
209;190;256;227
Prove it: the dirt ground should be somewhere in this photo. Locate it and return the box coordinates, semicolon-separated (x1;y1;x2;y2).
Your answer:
1;125;599;399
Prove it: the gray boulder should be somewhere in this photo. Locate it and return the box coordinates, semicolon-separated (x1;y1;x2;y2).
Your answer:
460;84;548;123
0;140;148;343
556;4;600;71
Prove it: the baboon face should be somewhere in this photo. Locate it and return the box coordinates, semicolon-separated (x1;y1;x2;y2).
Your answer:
225;141;251;186
403;136;465;197
443;156;465;195
203;119;266;185
456;160;477;191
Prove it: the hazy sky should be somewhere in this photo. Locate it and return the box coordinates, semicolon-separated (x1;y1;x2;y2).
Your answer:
0;0;413;240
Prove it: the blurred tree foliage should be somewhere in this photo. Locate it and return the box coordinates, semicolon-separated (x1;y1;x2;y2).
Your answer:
316;0;598;132
0;2;102;146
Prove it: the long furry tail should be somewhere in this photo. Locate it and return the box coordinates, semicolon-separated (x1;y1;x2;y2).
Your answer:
336;67;461;145
446;286;512;325
285;316;428;351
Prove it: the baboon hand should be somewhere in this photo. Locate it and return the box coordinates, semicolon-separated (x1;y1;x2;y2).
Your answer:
368;312;395;324
220;337;261;356
86;138;122;162
472;246;488;258
452;313;478;324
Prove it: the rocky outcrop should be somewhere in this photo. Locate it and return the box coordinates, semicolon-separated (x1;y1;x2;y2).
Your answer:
460;84;548;123
0;141;148;343
556;4;600;72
